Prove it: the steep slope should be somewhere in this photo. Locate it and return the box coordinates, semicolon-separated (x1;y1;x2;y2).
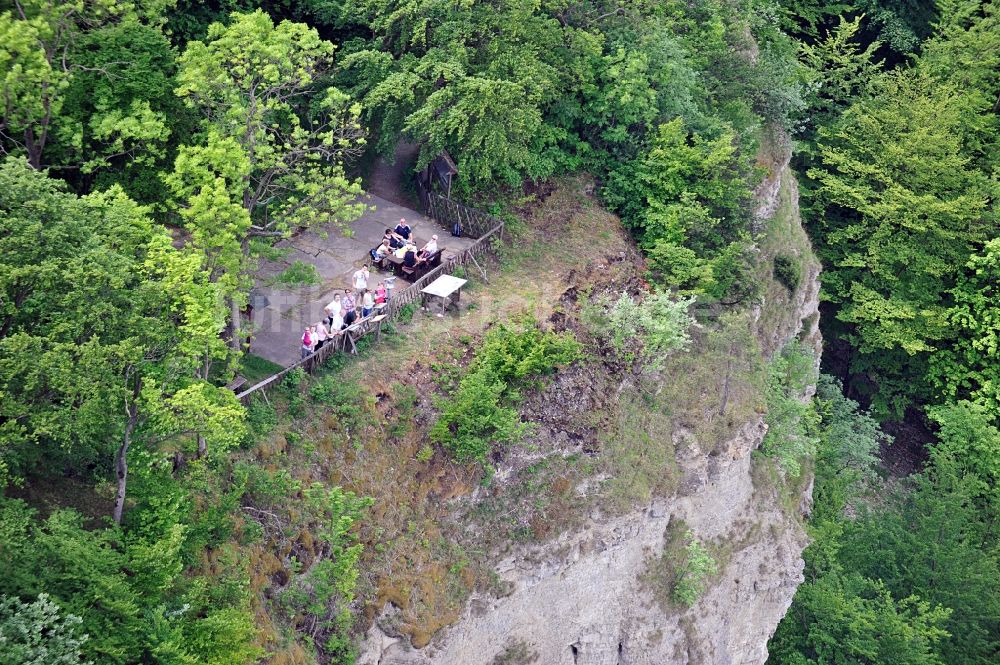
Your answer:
358;136;821;664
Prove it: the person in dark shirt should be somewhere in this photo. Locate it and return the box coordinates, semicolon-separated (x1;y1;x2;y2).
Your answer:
383;228;403;249
342;305;359;329
394;218;411;240
403;247;417;267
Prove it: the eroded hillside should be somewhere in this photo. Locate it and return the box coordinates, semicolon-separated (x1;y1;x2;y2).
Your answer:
235;133;822;665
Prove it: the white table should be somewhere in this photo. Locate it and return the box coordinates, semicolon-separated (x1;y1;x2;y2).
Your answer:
421;274;468;317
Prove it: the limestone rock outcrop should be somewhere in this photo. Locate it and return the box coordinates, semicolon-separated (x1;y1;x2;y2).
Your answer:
360;141;819;665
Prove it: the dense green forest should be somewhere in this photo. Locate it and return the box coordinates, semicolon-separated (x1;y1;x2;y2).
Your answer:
0;0;997;663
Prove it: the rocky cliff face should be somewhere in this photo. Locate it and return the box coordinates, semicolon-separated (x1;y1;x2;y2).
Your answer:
359;144;820;665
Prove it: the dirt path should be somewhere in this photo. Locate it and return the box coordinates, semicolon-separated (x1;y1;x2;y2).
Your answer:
365;141;421;209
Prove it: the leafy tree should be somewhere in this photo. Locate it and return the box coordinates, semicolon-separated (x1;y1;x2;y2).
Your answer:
0;1;174;172
808;68;996;416
797;14;882;148
761;343;820;476
172;9;366;349
604;118;757;300
770;572;951;665
771;390;1000;665
51;15;186;199
0;497;259;665
0;158;242;519
929;240;1000;420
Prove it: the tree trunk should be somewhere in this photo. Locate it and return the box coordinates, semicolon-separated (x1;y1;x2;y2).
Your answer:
228;236;251;353
229;296;242;352
197;433;207;458
113;396;140;525
24;126;42;170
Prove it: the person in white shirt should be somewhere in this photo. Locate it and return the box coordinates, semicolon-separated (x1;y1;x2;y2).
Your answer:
324;294;343;325
375;239;393;259
328;308;344;334
353;265;369;291
313;321;329;349
419;234;439;261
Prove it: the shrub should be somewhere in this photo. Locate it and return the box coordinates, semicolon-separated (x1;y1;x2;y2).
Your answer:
773;253;801;291
280;368;306;393
475;323;581;383
0;593;89;665
245;398;278;442
267;260;322;287
595;291;696;367
397;303;417;325
762;343;820;475
431;324;580;464
672;531;719;606
431;368;525;462
278;484;372;665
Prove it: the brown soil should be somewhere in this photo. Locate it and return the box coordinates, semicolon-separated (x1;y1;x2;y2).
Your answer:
365;141;421;209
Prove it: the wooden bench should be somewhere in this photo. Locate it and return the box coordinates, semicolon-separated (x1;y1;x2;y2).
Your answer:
226;375;248;393
399;249;444;281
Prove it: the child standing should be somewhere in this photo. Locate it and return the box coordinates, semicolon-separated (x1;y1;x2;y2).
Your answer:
300;326;313;359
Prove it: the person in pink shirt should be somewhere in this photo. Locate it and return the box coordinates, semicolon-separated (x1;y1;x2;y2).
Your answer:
374;281;387;305
300;326;313;359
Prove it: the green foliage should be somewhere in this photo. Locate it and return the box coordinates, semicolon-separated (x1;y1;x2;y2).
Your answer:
772;254;801;292
761;343;820;476
929;239;1000;421
0;158;242;501
335;0;797;316
169;9;367;346
603;118;758;300
771;572;951;665
431;324;579;464
589;290;696;368
396;302;417;325
267;260;322;288
802;4;1000;417
430;368;524;464
278;484;372;665
244;398;279;443
0;497;259;665
671;530;719;607
770;388;1000;665
0;593;90;665
415;444;434;463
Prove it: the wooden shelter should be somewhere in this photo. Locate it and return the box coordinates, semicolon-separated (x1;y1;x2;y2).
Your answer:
429;151;458;198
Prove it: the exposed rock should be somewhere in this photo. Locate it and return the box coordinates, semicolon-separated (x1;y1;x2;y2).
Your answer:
359;135;818;665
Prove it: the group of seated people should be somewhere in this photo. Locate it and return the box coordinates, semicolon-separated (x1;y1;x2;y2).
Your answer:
300;271;392;359
372;218;439;269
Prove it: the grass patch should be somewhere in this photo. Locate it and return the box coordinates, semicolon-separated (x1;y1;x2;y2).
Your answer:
601;386;680;511
240;353;284;383
461;454;590;548
656;311;767;452
266;260;322;288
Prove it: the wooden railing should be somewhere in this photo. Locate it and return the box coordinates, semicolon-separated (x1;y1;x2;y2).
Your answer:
416;176;500;239
235;222;504;404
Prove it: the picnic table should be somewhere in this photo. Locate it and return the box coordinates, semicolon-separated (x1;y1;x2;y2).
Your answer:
421;274;467;317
